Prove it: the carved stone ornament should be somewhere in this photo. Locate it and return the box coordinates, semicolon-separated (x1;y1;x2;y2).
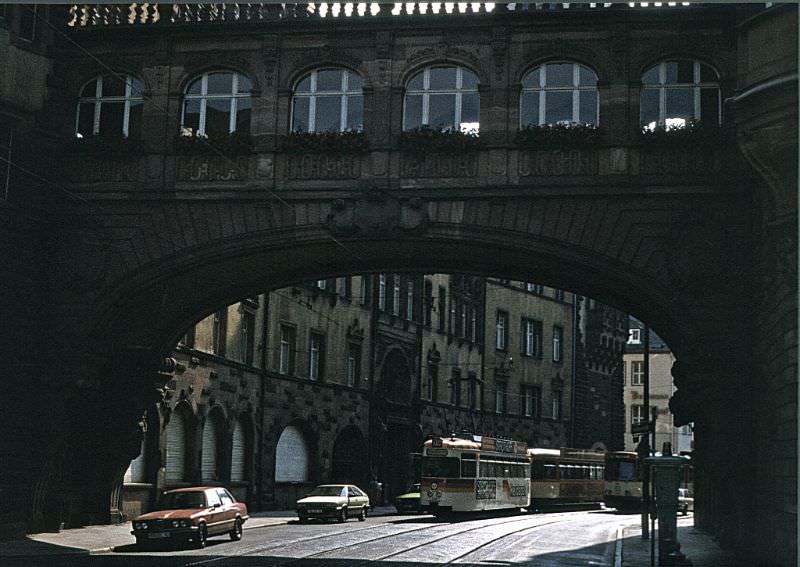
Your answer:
326;188;428;236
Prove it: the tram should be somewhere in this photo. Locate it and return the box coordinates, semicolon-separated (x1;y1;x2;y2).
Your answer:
603;451;693;511
420;434;530;515
603;451;642;511
528;447;606;508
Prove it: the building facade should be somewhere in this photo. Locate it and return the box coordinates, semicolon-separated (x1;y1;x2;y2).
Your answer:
623;318;693;454
122;274;624;515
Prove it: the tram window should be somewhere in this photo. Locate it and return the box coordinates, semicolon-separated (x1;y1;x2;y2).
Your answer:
543;464;557;480
423;456;460;477
461;460;476;478
618;461;636;481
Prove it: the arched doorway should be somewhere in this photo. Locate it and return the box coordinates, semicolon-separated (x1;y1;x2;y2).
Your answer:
332;425;368;488
274;423;313;509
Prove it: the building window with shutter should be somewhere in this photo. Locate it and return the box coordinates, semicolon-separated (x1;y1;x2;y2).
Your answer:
309;331;325;381
279;324;296;375
496;310;508;351
201;413;221;481
231;419;247;482
346;343;361;387
275;425;309;483
552;325;563;363
165;411;187;484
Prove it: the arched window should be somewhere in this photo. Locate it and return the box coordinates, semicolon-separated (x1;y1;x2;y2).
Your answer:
182;71;252;138
640;60;720;130
123;438;146;483
292;69;363;132
520;62;598;126
275;425;309;482
404;66;479;133
165;411;186;483
201;412;221;482
230;419;247;482
75;74;144;138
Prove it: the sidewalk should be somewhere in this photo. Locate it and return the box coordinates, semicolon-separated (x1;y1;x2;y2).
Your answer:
619;515;740;567
0;507;397;558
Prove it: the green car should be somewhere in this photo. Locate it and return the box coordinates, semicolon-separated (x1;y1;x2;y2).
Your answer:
394;484;421;514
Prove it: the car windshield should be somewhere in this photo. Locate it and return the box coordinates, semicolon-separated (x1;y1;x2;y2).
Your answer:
159;491;206;510
309;486;345;497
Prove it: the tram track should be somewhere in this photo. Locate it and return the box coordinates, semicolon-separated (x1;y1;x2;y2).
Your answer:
183;511;582;566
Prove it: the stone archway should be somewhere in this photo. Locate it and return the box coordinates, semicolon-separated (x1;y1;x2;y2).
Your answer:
332;425;368;489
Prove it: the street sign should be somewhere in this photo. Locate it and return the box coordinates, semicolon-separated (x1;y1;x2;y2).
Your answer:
631;421;652;435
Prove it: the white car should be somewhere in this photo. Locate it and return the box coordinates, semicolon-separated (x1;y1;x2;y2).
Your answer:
678;488;694;515
296;484;370;523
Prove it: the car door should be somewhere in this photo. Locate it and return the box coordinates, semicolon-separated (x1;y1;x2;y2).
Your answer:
216;488;237;530
348;486;363;514
204;489;225;535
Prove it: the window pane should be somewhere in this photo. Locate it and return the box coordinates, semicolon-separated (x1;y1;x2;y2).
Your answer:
317;70;344;92
700;88;719;124
522;68;540;89
77;103;96;137
128;100;143;139
131;78;145;98
665;88;693;120
314;95;342;132
346;95;363;131
544;91;572;124
407;72;424;91
404;94;423;130
546;63;573;87
186;78;203;95
102;75;127;97
183;99;201;134
579;90;598;124
520;92;539;126
205;98;231;137
235;98;251;132
80;79;98;98
237;76;253;94
461;69;479;90
430;67;457;90
677;61;694;83
700;63;718;83
461;92;479;124
98;102;124;136
207;72;233;95
292;97;310;132
347;72;363;92
641;65;659;85
639;88;659;127
579;65;597;86
428;93;456;129
296;76;312;93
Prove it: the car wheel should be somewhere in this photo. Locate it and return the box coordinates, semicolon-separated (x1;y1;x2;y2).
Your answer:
358;506;367;521
195;524;208;548
337;508;346;523
229;517;243;541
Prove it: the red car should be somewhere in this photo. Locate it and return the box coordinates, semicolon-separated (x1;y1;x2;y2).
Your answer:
131;486;248;548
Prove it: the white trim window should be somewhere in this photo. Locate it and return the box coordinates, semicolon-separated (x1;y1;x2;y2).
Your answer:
628;328;642;344
346;343;361;387
552;390;562;420
640;60;720;130
495;380;507;414
378;274;386;311
76;75;144;139
182;71;252;138
392;275;401;316
404;65;480;133
631;360;644;386
496;310;508;351
292;68;363;132
406;280;414;321
520;62;598;126
279;324;295;375
552;325;563;363
309;331;324;381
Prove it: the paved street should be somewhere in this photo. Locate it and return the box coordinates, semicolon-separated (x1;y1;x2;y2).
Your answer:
0;510;644;567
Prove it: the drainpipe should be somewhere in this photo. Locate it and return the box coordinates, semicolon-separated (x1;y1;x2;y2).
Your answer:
256;290;270;510
570;293;578;448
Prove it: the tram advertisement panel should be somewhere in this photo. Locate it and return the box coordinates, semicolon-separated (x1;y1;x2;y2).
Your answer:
475;479;496;500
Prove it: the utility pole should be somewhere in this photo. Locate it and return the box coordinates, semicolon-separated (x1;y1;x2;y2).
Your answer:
641;324;651;541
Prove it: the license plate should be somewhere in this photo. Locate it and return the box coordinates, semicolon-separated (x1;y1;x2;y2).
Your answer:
148;532;170;539
309;509;323;514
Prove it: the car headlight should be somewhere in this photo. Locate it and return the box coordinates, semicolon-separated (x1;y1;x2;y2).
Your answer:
180;519;192;528
171;520;180;528
134;521;148;530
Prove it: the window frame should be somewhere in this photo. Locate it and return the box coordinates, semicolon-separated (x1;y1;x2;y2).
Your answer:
181;71;252;137
520;61;599;127
496;310;508;351
631;360;644;386
278;324;296;375
308;331;325;381
75;74;144;139
640;59;721;129
403;65;480;133
291;68;364;133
